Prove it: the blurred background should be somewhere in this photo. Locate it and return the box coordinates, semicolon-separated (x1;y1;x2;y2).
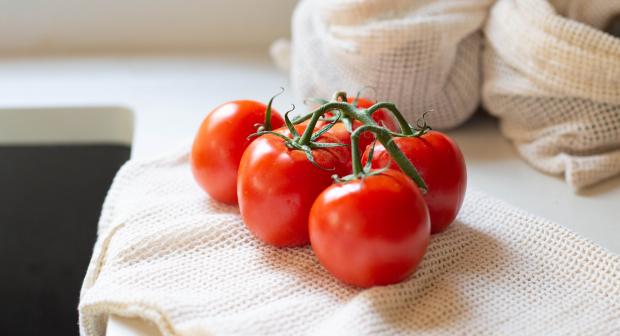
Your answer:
0;0;296;54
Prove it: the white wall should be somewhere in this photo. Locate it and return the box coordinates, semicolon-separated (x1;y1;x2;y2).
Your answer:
0;0;298;54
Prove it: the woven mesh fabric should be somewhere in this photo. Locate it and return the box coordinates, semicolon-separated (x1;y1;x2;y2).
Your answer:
482;0;620;189
79;150;620;336
290;0;494;129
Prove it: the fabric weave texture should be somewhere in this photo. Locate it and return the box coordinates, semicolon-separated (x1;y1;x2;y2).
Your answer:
291;0;495;129
290;0;620;189
79;150;620;335
482;0;620;189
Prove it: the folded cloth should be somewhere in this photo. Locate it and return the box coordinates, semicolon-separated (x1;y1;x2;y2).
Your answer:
79;150;620;336
482;0;620;190
290;0;495;129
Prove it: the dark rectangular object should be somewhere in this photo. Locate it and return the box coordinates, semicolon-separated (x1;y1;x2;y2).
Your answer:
0;144;130;335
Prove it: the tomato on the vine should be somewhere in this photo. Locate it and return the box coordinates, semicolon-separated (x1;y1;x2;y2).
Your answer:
302;96;400;173
363;130;466;234
321;97;399;152
237;125;349;247
309;169;430;287
191;100;284;204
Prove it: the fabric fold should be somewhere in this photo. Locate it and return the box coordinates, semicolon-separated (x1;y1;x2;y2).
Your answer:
482;0;620;189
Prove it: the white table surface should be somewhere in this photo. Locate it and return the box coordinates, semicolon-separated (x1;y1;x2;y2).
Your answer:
1;53;617;336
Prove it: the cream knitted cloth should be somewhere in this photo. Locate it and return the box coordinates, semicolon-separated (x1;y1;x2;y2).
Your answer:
291;0;494;129
79;150;620;335
482;0;620;189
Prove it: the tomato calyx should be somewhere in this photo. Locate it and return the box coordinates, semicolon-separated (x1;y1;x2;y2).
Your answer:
255;87;284;133
411;111;433;137
301;93;357;133
380;111;434;150
332;139;390;183
333;125;427;191
291;92;428;191
250;107;348;171
294;91;415;135
250;90;431;191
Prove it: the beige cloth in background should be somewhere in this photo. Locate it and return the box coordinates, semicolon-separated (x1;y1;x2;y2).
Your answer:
79;150;620;335
482;0;620;189
290;0;494;129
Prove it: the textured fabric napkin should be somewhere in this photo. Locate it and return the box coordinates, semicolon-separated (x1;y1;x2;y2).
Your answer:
79;150;620;335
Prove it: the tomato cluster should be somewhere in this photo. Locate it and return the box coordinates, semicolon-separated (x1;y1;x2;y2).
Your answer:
191;91;466;288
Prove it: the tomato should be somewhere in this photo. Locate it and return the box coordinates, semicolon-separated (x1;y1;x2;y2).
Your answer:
309;169;430;287
363;131;466;234
191;100;284;204
237;125;349;247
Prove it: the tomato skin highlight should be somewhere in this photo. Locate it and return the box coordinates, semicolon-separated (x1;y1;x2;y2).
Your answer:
363;131;467;234
237;126;349;247
191;100;284;205
309;170;430;288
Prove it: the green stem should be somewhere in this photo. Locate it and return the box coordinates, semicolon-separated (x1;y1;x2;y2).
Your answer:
292;112;313;124
350;125;427;191
350;128;365;176
292;97;426;191
264;87;284;131
366;102;413;135
298;102;357;145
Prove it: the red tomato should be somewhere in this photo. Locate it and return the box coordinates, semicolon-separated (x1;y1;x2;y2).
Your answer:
309;169;430;287
363;131;467;234
237;125;349;247
191;100;284;204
